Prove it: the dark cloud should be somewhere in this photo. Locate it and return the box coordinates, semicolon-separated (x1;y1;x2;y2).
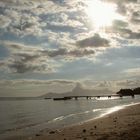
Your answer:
68;49;95;57
9;61;36;73
6;51;47;73
110;20;140;39
47;48;66;57
117;3;127;15
131;18;140;24
132;11;140;17
41;48;95;58
8;59;52;74
14;53;39;63
112;20;128;28
1;42;52;73
131;11;140;24
76;34;110;48
118;28;140;39
12;21;35;31
125;0;138;2
46;80;75;85
128;32;140;39
0;61;5;67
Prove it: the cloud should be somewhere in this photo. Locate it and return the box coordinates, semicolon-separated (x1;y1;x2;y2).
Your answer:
116;79;140;88
128;31;140;39
68;49;95;57
104;0;139;41
107;17;139;42
9;61;38;73
122;68;140;78
0;0;139;82
42;48;95;58
111;26;140;39
130;11;140;24
0;0;47;37
7;15;45;37
112;20;128;28
83;79;140;92
0;15;11;28
0;0;39;10
46;48;67;57
0;61;5;67
0;79;76;86
0;41;96;74
0;42;57;74
0;79;76;97
0;0;139;42
9;61;55;74
76;34;110;48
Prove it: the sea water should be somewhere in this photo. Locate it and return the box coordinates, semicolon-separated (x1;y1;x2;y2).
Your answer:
0;96;140;139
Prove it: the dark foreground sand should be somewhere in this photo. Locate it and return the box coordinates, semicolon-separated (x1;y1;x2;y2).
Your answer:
28;103;140;140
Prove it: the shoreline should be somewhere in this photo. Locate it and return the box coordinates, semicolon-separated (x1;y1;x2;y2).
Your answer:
22;102;140;140
4;102;140;140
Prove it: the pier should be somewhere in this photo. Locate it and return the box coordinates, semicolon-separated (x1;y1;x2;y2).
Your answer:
63;95;120;100
52;94;135;100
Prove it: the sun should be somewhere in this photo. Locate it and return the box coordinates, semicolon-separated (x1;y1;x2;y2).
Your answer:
85;0;123;29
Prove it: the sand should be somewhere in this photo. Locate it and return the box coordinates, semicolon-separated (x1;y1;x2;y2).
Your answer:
27;103;140;140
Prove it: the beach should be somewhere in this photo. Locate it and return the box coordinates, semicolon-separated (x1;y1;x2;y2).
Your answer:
29;103;140;140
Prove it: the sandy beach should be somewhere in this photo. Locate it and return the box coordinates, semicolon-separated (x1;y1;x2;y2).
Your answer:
26;103;140;140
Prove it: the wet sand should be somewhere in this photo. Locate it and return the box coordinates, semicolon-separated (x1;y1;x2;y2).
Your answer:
27;103;140;140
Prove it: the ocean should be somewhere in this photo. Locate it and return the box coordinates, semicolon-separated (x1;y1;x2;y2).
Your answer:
0;96;140;140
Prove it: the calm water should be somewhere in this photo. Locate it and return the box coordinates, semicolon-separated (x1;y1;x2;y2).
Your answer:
0;96;140;139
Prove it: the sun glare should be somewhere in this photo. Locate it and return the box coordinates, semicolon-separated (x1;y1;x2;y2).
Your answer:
85;0;123;29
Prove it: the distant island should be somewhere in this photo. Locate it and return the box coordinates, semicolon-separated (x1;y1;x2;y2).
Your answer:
41;83;113;98
117;87;140;97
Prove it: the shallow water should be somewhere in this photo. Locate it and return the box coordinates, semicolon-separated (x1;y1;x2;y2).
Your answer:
0;96;140;139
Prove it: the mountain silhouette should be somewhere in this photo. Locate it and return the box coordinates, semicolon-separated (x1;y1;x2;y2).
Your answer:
41;83;113;98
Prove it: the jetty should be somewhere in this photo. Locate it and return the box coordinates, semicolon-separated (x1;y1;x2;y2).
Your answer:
52;94;127;101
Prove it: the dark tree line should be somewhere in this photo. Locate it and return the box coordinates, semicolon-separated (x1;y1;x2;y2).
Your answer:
116;87;140;96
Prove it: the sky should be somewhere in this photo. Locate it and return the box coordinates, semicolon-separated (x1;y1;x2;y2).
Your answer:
0;0;140;97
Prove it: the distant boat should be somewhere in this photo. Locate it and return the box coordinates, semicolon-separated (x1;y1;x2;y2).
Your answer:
53;98;65;100
53;97;72;101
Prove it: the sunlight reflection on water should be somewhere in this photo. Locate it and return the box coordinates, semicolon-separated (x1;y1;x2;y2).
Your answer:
100;106;124;117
